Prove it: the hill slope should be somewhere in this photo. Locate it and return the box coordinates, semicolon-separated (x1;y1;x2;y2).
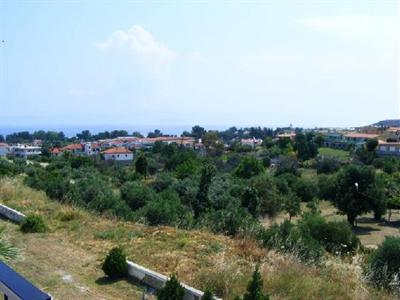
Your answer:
0;177;393;300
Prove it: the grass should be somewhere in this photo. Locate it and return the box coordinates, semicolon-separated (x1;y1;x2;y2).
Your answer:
318;147;350;161
0;176;395;299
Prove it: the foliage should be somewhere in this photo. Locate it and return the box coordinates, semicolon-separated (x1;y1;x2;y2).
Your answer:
20;215;47;233
235;156;264;179
251;174;282;218
102;247;128;279
315;156;341;174
157;274;185;300
294;133;319;161
366;236;400;290
135;153;148;177
283;192;301;220
120;181;155;210
241;186;261;217
194;164;216;218
333;164;385;225
201;288;215;300
293;178;319;202
0;227;18;260
275;156;300;177
243;265;269;300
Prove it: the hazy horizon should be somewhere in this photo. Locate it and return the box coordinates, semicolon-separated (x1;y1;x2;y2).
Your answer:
1;1;399;127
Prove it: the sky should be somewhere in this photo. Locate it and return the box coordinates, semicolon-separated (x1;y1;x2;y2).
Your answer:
0;0;399;131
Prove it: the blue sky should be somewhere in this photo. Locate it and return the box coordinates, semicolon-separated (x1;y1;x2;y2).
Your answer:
0;0;398;129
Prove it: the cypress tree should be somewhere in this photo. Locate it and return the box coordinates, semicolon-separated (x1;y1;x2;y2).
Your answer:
243;265;269;300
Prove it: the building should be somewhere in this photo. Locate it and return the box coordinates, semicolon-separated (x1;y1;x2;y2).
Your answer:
377;141;400;157
101;147;133;163
0;143;9;157
240;138;263;148
12;144;42;158
323;132;344;149
0;261;52;300
343;133;379;149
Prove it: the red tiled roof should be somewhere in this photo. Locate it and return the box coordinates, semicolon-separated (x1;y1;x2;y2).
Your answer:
101;147;132;154
61;144;83;151
344;133;379;139
51;148;61;154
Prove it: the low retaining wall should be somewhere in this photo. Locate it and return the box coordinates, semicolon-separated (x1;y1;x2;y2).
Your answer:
0;204;26;223
127;261;221;300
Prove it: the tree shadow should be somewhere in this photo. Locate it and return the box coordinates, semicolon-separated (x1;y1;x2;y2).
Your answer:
95;275;156;294
352;225;380;236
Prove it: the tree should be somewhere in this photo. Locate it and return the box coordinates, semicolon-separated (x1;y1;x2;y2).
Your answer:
148;129;163;138
293;178;318;202
191;125;206;140
120;181;155;210
135;153;148;177
194;164;216;218
334;165;386;226
243;265;269;300
235;157;264;179
283;192;301;220
132;131;144;138
157;274;185;300
241;187;260;217
102;247;128;279
76;130;92;141
294;133;318;161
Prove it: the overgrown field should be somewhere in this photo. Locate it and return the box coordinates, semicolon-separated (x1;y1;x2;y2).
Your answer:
0;177;394;300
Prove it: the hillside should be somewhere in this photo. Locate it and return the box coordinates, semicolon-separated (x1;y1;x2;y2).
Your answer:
0;176;394;300
372;119;400;127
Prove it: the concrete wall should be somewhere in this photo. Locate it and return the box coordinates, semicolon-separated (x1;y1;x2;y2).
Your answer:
0;204;26;223
127;261;221;300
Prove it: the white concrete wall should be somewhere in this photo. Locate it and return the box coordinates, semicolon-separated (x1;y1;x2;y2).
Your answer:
0;204;26;223
126;261;221;300
103;153;133;161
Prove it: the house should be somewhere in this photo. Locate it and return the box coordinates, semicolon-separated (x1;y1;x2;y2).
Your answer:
12;144;42;158
343;133;379;149
377;141;400;157
0;261;52;300
323;132;345;149
51;147;62;157
277;133;296;140
60;143;84;155
241;138;263;148
0;143;9;157
101;147;133;163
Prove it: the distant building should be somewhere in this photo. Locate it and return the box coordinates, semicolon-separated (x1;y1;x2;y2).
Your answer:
241;138;263;148
0;143;9;157
12;144;42;158
277;133;296;140
60;143;84;155
101;147;133;163
343;133;379;149
377;141;400;157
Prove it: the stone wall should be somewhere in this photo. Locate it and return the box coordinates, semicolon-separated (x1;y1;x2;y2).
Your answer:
127;261;221;300
0;204;26;223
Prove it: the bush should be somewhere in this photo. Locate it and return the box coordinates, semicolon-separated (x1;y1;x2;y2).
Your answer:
366;236;400;290
201;288;215;300
259;220;324;263
235;156;264;179
157;274;185;300
315;157;341;174
102;247;128;279
243;265;269;300
143;190;188;226
293;178;318;202
299;214;359;254
20;215;47;233
120;181;155;210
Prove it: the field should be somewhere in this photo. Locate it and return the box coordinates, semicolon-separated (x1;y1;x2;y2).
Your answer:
0;177;395;300
318;147;350;161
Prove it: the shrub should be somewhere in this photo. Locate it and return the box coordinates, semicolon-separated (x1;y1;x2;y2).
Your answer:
315;157;341;174
20;215;47;233
235;156;264;179
293;178;318;202
102;247;128;279
366;236;400;290
157;274;185;300
243;265;269;300
120;181;155;210
201;288;214;300
299;214;359;254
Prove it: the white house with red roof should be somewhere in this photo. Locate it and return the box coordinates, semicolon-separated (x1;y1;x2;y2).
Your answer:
101;147;133;162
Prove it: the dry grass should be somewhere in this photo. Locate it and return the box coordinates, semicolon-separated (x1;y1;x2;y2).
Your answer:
0;176;395;299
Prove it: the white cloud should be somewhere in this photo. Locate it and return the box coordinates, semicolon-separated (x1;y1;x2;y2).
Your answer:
95;25;176;73
298;14;398;41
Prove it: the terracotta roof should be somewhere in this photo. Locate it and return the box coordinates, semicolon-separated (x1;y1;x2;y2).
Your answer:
51;148;61;154
344;133;379;139
61;144;83;151
102;147;132;154
0;143;9;147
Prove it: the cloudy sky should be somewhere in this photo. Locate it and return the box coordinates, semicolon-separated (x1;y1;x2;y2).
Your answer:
0;0;398;129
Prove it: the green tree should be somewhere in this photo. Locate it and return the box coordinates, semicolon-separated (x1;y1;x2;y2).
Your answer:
102;247;128;279
235;156;264;179
135;153;148;178
334;164;385;225
243;265;269;300
157;274;185;300
283;192;301;220
241;187;260;217
194;164;216;218
120;181;155;210
191;125;206;140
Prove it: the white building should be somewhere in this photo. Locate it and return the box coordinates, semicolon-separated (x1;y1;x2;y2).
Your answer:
101;147;133;162
0;143;9;157
12;144;42;158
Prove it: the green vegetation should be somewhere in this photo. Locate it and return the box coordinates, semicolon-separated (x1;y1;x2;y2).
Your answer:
318;147;350;161
157;274;185;300
102;247;128;279
20;215;47;233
